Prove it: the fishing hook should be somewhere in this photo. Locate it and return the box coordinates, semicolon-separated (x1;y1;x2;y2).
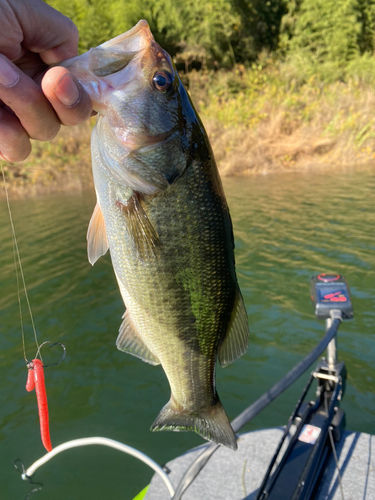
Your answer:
33;341;66;368
14;459;43;499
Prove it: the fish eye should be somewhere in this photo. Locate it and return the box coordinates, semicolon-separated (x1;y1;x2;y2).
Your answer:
152;71;173;92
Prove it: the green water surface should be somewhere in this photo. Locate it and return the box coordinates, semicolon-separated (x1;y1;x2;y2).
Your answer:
0;167;374;499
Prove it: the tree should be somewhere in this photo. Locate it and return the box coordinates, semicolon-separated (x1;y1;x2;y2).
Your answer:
109;0;253;68
357;0;375;54
284;0;363;63
48;0;114;53
46;0;289;67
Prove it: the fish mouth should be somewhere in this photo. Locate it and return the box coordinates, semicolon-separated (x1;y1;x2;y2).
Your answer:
100;20;153;50
89;20;154;77
61;20;157;104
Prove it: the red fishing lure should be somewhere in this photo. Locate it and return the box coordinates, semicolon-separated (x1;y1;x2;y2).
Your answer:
26;359;52;452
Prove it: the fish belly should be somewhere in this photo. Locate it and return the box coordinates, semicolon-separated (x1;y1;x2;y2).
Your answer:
93;137;239;449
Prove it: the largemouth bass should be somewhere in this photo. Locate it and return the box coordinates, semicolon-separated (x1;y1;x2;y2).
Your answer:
64;20;249;450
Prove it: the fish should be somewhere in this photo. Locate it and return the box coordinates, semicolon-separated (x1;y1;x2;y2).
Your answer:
63;20;249;450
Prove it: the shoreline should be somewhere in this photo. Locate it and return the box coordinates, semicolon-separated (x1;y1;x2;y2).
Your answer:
2;157;373;201
2;65;375;200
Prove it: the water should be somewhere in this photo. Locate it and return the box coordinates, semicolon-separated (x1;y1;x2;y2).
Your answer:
0;168;374;499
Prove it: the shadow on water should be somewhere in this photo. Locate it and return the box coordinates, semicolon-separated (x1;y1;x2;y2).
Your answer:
0;168;374;499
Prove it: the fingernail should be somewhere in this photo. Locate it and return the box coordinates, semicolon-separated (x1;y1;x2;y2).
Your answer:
53;73;80;107
0;56;19;87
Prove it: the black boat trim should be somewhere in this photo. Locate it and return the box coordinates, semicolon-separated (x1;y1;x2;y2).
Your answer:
172;313;342;500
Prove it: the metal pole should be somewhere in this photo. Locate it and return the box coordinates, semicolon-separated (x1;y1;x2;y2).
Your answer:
326;309;342;367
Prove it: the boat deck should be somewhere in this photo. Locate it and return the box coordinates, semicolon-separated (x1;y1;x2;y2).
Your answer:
146;428;374;499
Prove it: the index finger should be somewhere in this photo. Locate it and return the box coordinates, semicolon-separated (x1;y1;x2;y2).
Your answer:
2;0;79;63
0;55;61;141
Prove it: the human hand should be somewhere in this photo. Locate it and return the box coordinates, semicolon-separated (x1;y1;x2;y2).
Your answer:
0;0;92;162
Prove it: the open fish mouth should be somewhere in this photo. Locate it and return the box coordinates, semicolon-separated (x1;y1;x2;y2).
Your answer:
61;20;168;109
88;20;154;78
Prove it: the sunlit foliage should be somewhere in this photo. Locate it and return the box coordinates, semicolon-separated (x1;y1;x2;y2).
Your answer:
47;0;287;67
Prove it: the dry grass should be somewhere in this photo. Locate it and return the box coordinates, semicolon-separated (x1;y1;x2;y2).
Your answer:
188;67;375;176
204;114;336;175
1;121;93;199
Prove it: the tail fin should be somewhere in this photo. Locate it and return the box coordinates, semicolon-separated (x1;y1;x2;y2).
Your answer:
150;397;237;450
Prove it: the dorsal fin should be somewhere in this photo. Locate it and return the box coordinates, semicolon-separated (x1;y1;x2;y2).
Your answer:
116;310;160;366
87;203;109;265
218;290;249;367
117;192;161;260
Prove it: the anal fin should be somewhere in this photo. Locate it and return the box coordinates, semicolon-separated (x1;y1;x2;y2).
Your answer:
87;203;109;265
116;310;160;366
218;289;249;368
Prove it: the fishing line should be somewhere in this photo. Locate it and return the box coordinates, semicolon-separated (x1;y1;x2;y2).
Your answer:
22;167;80;173
328;427;345;500
12;229;27;362
1;164;40;363
14;459;43;500
324;392;345;500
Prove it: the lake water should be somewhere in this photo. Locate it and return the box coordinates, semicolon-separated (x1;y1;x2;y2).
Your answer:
0;167;374;499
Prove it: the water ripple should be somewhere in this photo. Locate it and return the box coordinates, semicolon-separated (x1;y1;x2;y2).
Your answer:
0;169;374;498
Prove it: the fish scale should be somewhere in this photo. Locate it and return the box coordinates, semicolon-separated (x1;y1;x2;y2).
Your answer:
63;20;249;450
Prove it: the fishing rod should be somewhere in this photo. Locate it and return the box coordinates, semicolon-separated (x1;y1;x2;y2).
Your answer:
17;437;175;498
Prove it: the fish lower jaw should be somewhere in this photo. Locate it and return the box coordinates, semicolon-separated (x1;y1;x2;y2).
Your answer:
112;129;177;155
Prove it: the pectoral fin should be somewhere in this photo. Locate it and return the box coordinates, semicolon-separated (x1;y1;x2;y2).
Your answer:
87;203;109;265
117;192;161;260
218;290;249;367
116;310;160;366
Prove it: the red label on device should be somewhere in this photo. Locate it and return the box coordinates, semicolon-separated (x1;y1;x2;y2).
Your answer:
298;424;321;445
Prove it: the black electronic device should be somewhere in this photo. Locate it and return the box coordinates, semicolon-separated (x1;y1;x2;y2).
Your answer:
256;274;353;500
257;359;346;500
310;273;353;320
